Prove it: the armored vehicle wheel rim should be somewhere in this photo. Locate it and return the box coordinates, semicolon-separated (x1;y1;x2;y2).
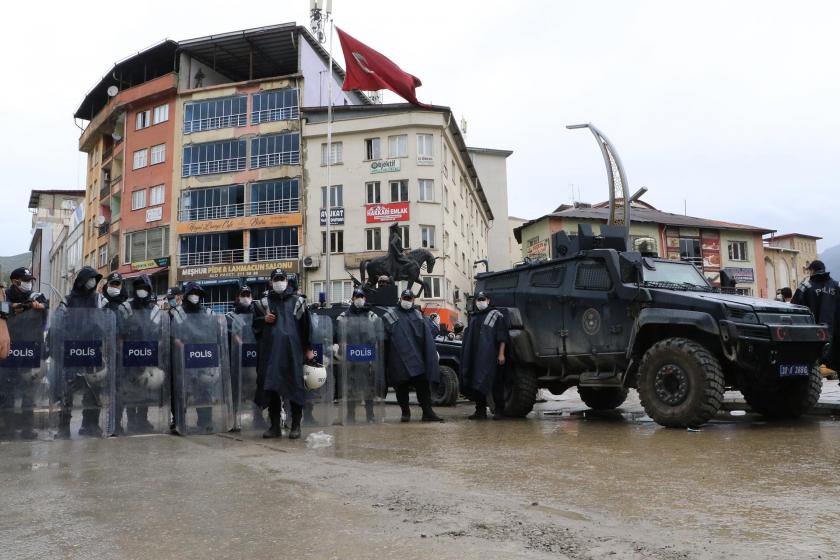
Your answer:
654;363;690;406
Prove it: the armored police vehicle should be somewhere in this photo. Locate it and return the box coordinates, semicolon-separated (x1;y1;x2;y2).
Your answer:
476;225;828;427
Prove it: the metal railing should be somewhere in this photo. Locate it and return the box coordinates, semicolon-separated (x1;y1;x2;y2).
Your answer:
182;156;247;177
179;245;300;267
98;222;110;237
178;198;300;222
250;151;300;169
251;105;299;124
184;113;247;134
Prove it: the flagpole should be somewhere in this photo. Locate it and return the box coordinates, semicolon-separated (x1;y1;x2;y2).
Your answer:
324;10;334;306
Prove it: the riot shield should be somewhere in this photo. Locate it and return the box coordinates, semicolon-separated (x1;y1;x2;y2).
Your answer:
306;313;337;427
49;307;117;438
116;306;170;434
337;310;386;424
229;314;266;432
0;309;50;440
171;311;232;434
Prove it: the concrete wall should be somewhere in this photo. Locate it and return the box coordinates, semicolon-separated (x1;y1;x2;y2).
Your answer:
469;149;512;272
178;54;232;91
299;38;356;108
508;217;527;265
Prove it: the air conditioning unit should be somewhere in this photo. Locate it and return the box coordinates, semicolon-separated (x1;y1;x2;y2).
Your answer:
302;255;321;269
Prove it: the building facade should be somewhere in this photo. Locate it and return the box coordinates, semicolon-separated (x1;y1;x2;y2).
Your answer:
514;202;773;297
27;190;85;300
301;105;494;326
48;203;85;300
763;233;822;295
467;147;513;272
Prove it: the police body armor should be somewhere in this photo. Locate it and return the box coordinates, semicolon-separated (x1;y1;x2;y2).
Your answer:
336;308;386;424
0;309;49;439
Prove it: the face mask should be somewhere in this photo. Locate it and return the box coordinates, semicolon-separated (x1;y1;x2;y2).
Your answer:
167;298;177;307
187;294;200;305
272;281;288;293
476;301;489;311
400;299;413;310
107;286;122;297
135;289;149;299
85;278;97;290
19;281;32;292
239;297;252;307
353;298;366;309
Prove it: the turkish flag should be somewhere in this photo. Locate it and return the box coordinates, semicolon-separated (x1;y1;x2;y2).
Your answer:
336;27;431;108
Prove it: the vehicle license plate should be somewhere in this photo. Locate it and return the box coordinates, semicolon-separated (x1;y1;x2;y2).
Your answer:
778;364;810;377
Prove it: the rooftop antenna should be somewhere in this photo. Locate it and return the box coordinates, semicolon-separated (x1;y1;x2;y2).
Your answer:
566;123;630;246
310;0;332;43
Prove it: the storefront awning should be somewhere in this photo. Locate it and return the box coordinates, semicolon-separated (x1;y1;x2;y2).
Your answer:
122;266;168;279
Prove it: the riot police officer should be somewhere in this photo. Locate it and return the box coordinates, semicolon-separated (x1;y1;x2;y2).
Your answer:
1;268;48;439
383;290;443;422
253;269;314;439
460;292;509;420
793;260;839;369
103;272;128;311
165;286;183;311
233;285;254;315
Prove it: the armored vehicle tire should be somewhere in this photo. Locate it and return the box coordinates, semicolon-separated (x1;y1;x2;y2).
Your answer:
741;365;822;419
637;338;725;428
503;362;538;417
578;386;629;410
431;365;459;407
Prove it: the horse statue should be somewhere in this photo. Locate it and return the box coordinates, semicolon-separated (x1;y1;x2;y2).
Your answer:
360;248;437;297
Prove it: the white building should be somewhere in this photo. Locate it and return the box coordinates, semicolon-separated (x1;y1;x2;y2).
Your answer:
301;104;496;327
27;189;85;301
467;147;513;272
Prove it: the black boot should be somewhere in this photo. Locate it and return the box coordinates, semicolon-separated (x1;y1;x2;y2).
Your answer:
365;401;376;423
251;405;269;431
289;403;302;439
416;379;444;423
468;403;488;420
345;401;357;425
19;411;37;440
133;407;155;433
396;386;411;422
56;410;72;439
263;405;282;438
78;409;103;437
195;407;214;433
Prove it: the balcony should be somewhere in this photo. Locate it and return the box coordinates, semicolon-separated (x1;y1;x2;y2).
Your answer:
98;222;110;237
179;199;300;222
251;105;299;124
179;245;300;267
182;156;246;178
250;150;300;169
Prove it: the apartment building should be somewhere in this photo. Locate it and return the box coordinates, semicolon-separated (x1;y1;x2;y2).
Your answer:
27;189;85;300
301;104;494;325
763;233;822;296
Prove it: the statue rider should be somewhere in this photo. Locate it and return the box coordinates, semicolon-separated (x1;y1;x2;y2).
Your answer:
386;223;412;280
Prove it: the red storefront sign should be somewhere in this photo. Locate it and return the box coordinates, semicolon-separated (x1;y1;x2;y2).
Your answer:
366;202;410;223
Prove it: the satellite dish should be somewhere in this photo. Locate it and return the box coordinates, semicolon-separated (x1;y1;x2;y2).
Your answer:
111;132;122;142
96;215;106;225
107;85;119;97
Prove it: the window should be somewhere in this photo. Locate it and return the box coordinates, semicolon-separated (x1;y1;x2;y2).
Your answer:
251;133;300;168
366;181;381;204
98;245;108;267
461;214;465;235
150;144;166;165
388;134;407;157
443;187;449;209
420;225;435;249
251;88;299;124
390;180;408;202
421;277;443;298
443;231;449;252
153;104;169;125
250;179;300;215
462;252;466;270
397;225;410;249
184;96;247;133
179;231;244;266
249;227;299;261
418;179;434;202
531;266;566;287
321;230;344;253
321;142;343;165
131;189;147;210
679;238;702;267
365;138;381;160
366;228;382;251
182;139;247;177
313;280;353;304
454;243;459;268
180;184;245;221
728;241;749;261
417;133;433;163
133;149;148;170
575;260;612;291
125;227;169;263
320;185;343;208
149;185;164;206
135;110;150;130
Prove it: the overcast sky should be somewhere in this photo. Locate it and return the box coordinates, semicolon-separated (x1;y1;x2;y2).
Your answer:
1;0;838;257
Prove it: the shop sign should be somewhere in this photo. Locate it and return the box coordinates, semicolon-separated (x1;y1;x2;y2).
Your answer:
146;207;163;223
370;159;401;174
526;240;548;259
320;207;345;226
176;213;302;235
701;231;721;271
365;202;410;223
724;267;754;284
131;257;170;271
177;259;299;282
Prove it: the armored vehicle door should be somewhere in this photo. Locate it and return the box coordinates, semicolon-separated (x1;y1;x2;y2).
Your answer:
519;263;568;357
564;258;632;358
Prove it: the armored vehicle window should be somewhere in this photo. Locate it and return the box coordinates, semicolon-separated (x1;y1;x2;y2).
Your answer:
530;266;565;287
575;261;612;291
483;274;518;290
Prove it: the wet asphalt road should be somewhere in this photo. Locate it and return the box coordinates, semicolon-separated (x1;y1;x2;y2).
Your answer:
1;396;839;560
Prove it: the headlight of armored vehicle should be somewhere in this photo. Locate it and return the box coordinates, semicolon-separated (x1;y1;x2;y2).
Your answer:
723;304;760;324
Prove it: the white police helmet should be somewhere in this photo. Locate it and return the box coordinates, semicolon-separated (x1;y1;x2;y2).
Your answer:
84;368;109;386
303;364;327;390
138;367;165;391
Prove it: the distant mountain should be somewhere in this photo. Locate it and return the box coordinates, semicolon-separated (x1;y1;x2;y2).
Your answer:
0;253;32;284
821;243;840;275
